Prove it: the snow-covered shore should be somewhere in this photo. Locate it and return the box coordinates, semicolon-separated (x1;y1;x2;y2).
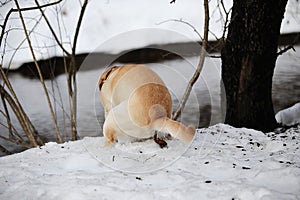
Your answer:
0;124;299;200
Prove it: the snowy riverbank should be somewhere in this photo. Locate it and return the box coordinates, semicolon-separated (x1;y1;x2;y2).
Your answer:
0;123;299;200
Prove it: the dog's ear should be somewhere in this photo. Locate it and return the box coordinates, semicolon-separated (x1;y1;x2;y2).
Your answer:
98;66;119;91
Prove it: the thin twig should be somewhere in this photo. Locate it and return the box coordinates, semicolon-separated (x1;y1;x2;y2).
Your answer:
0;144;11;155
33;0;70;56
172;0;209;120
0;0;63;47
1;33;44;146
55;3;69;140
0;84;37;146
72;0;88;57
157;19;203;41
221;2;232;41
68;0;88;140
6;14;43;71
13;0;63;143
0;115;24;143
0;133;31;149
1;94;13;138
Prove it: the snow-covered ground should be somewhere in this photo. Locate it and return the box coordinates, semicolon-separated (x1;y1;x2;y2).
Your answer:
0;123;299;200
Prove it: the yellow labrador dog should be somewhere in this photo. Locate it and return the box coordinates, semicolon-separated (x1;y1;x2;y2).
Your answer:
98;64;195;146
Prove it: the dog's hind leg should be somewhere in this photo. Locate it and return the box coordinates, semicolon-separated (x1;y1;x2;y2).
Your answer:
103;127;116;146
151;117;195;142
103;111;119;146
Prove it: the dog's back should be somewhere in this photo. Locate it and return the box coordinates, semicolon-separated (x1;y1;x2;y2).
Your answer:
99;64;195;145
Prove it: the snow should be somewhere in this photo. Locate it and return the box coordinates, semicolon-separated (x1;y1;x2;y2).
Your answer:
1;124;299;199
276;102;300;126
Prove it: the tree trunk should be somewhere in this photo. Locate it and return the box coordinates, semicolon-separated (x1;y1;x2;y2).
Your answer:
221;0;288;132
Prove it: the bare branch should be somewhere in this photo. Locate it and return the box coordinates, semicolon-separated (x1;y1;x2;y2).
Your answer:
68;0;88;141
13;0;63;143
72;0;88;57
218;0;232;41
5;14;43;70
0;114;24;143
172;0;209;120
0;132;31;149
0;0;63;47
0;144;11;155
33;0;71;56
1;23;44;146
0;84;37;146
157;19;203;41
1;94;13;138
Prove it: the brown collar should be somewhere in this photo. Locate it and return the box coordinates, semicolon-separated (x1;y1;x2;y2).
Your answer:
99;66;117;91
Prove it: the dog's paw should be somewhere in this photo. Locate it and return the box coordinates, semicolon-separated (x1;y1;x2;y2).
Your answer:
154;133;168;148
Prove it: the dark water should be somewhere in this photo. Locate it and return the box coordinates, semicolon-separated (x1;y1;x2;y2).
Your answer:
0;47;299;155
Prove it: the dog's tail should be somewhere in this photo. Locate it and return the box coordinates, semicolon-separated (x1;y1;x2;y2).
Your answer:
151;117;195;142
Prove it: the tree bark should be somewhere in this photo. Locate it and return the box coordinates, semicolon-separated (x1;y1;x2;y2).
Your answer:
221;0;288;132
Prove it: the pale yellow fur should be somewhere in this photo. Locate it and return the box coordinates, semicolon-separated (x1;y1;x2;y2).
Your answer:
98;64;195;145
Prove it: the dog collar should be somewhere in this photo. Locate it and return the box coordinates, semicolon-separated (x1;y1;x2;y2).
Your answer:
99;66;117;91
